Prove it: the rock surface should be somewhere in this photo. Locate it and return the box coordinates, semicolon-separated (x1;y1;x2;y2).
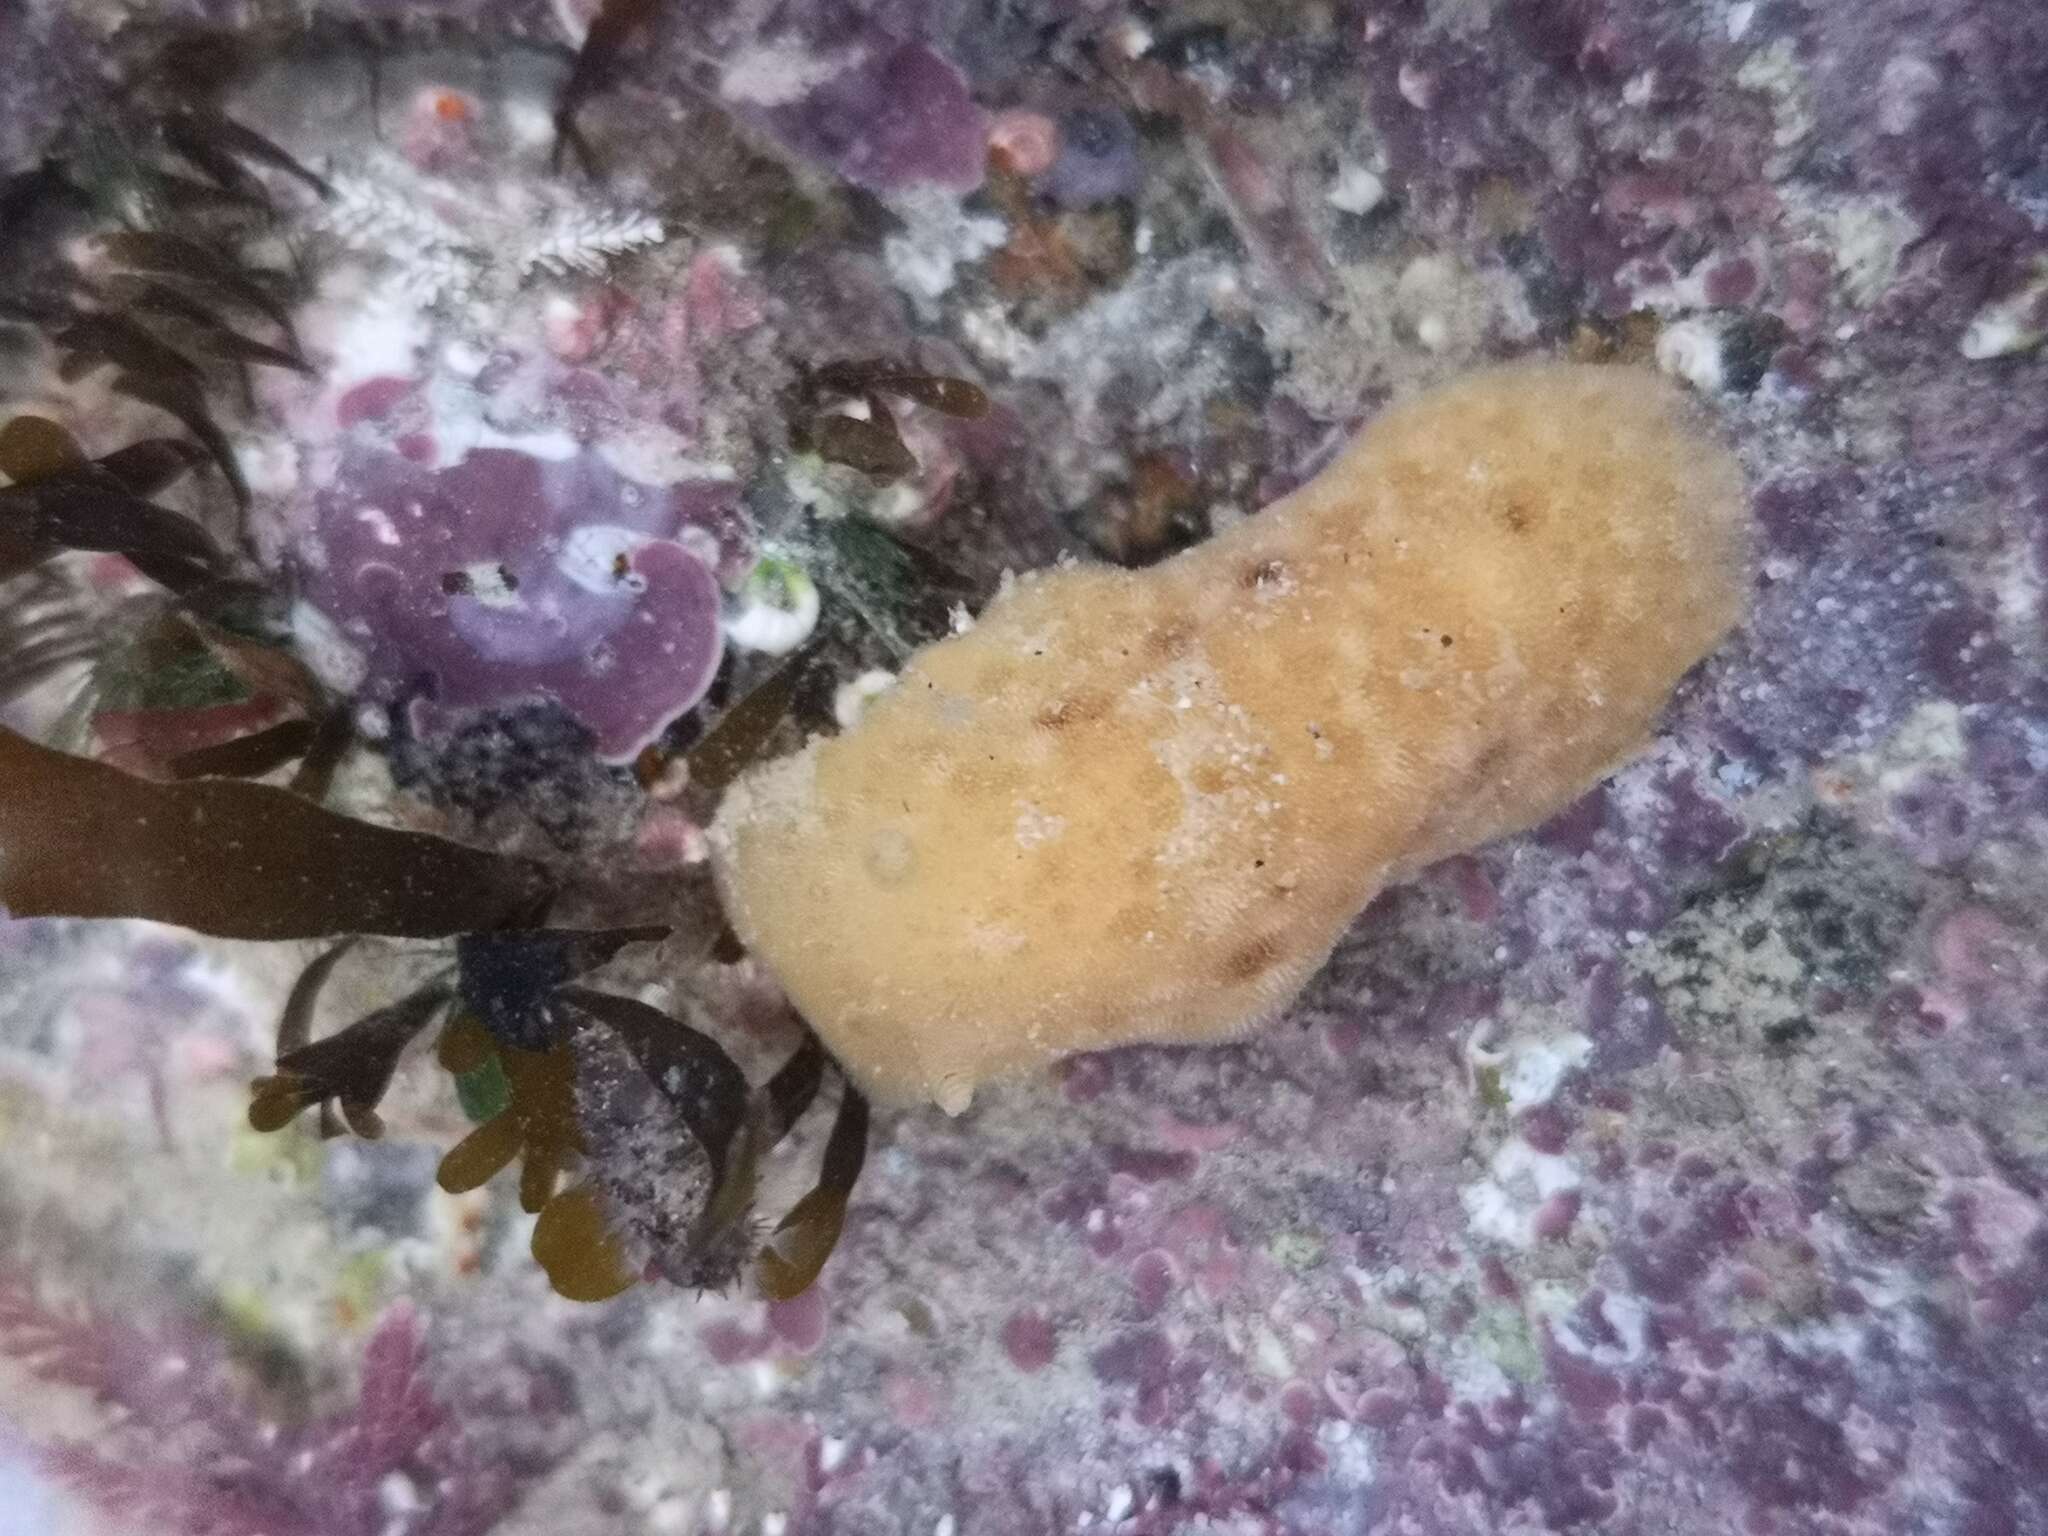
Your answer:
2;1;2044;1533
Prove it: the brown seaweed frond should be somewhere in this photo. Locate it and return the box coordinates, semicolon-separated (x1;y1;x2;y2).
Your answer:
758;1078;869;1300
250;925;663;1219
436;1013;589;1216
62;157;310;510
811;359;992;419
0;440;229;593
114;278;310;373
0;566;98;704
677;643;818;797
0;428;349;787
0;472;224;592
284;706;358;802
253;922;681;1155
164;716;319;780
0;725;553;940
805;404;920;479
428;975;868;1303
788;356;991;481
250;982;455;1139
552;0;669;178
6;97;321;547
94;435;214;496
764;1033;827;1138
240;918;868;1303
159;109;333;201
96;233;300;353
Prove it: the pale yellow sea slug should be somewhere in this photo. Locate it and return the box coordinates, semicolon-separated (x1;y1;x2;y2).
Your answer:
710;362;1750;1111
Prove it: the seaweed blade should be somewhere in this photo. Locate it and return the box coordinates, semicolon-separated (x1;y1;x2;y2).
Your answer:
0;726;552;939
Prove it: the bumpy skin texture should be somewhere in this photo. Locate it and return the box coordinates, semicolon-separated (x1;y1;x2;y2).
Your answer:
712;364;1750;1109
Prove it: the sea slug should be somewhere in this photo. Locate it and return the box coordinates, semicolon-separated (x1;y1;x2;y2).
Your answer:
711;363;1750;1110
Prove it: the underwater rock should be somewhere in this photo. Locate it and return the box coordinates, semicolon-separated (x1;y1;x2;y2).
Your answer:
6;1;2048;1532
752;42;988;197
1040;106;1142;209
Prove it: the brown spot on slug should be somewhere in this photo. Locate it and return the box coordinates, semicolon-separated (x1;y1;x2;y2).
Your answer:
1221;934;1283;984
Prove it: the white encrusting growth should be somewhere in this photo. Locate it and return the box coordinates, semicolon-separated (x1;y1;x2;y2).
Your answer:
1959;262;2047;360
725;557;822;657
1462;1138;1584;1248
1656;316;1727;393
832;669;899;729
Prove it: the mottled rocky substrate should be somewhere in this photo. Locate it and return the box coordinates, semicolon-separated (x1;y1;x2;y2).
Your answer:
1;0;2044;1533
